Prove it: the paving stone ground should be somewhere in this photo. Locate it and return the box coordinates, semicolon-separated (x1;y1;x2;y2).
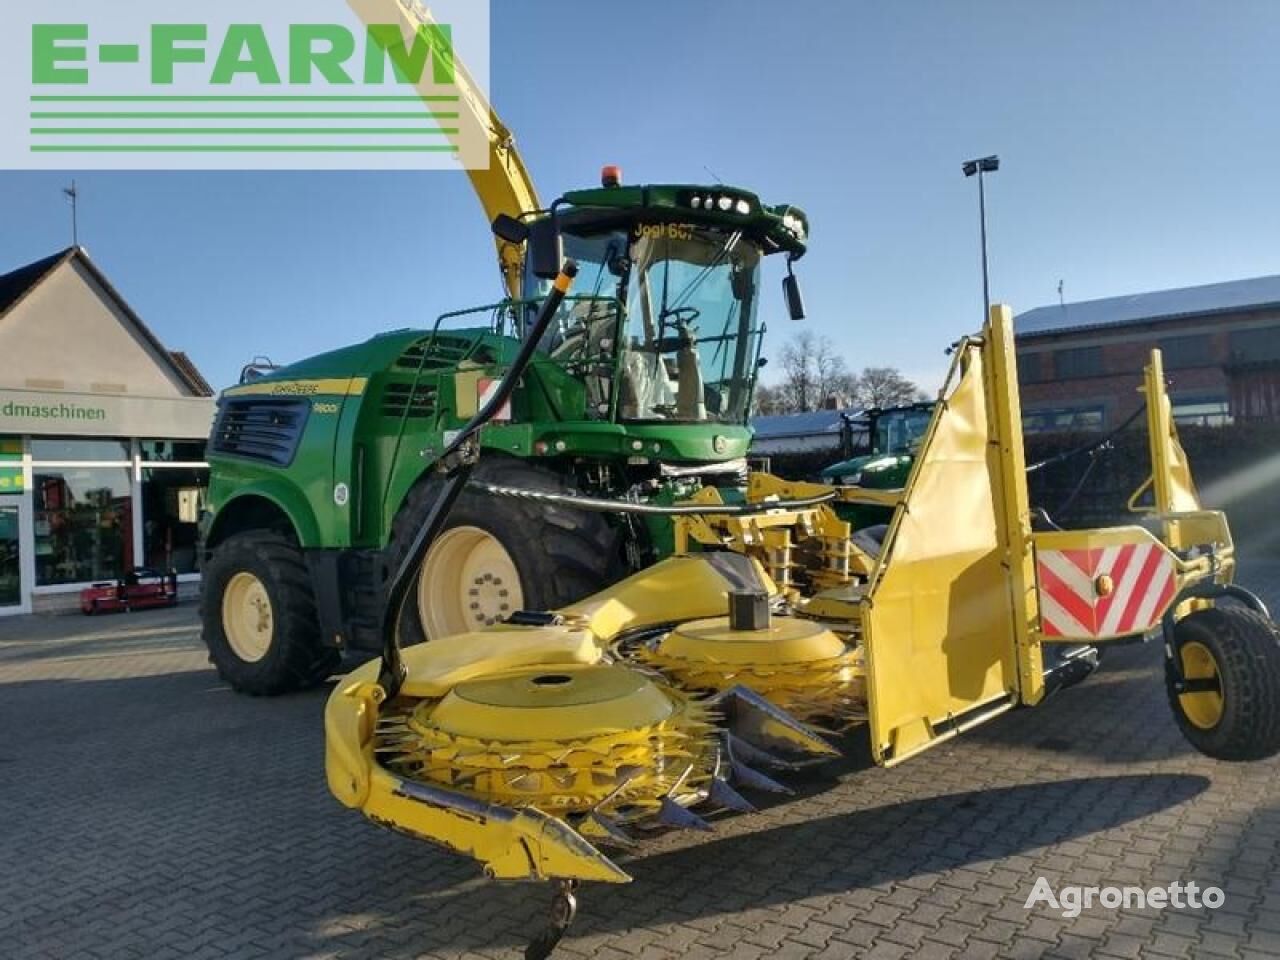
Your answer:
3;557;1280;960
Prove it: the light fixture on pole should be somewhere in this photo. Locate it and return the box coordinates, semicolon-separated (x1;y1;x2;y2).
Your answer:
961;154;999;322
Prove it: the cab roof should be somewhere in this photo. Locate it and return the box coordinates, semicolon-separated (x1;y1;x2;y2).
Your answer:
556;182;808;259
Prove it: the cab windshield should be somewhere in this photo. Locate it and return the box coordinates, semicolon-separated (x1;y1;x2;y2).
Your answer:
530;223;764;425
873;408;933;456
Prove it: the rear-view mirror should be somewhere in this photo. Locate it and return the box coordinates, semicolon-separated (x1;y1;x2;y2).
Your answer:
491;213;529;244
529;217;564;280
783;273;806;321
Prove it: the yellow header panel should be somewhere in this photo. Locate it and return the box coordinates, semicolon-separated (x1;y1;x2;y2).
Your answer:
862;340;1019;765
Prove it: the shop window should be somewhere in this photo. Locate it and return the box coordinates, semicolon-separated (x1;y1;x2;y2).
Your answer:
0;436;21;493
140;440;208;463
31;438;129;463
142;467;208;574
1172;396;1231;427
0;504;19;606
1159;334;1213;371
1229;326;1280;365
1016;353;1048;384
33;466;132;585
1022;406;1105;434
1053;346;1103;380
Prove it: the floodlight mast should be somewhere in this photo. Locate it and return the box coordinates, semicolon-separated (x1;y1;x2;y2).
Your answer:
962;154;1000;322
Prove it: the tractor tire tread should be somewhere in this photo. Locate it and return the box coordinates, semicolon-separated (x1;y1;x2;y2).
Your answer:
385;456;624;644
1166;606;1280;762
201;531;339;696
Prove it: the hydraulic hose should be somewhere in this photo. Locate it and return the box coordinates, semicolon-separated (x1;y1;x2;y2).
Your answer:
1025;403;1146;474
1024;401;1146;527
469;481;838;515
377;261;580;698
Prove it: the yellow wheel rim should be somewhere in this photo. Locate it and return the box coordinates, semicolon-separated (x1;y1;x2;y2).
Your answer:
222;571;274;663
419;525;523;639
1178;640;1224;730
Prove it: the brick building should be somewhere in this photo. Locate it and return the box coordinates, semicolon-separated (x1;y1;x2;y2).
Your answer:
1015;275;1280;432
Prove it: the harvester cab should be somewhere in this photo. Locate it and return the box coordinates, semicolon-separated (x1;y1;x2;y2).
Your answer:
326;302;1280;958
505;172;809;429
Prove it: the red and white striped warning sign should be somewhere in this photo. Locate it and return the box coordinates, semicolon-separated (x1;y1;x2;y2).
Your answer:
477;377;512;421
1036;541;1177;639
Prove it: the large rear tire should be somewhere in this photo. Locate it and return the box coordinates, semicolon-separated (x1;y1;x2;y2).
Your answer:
201;531;340;695
386;458;624;644
1166;606;1280;761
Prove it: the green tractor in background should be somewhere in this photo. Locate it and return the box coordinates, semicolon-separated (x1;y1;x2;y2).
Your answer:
822;402;935;487
200;175;810;694
820;402;934;532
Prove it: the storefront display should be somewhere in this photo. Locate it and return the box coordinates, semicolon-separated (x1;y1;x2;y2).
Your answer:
142;464;208;575
33;463;133;585
0;504;19;608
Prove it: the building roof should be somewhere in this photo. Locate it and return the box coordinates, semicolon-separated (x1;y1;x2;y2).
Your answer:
0;246;214;397
0;248;71;315
751;407;864;441
1015;274;1280;339
168;351;214;396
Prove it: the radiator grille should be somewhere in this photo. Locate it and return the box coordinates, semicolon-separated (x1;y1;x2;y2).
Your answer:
395;335;497;371
210;397;310;466
396;335;470;371
381;381;438;420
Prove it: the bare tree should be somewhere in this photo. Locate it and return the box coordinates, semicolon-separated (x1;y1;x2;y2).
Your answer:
753;382;785;415
776;332;857;412
854;367;927;408
778;333;814;412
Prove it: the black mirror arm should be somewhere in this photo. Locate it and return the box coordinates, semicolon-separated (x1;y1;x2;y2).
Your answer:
376;261;580;698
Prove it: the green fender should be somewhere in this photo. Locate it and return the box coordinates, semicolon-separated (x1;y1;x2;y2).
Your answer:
208;477;323;550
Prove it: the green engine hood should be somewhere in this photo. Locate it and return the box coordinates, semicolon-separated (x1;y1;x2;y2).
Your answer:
821;452;913;488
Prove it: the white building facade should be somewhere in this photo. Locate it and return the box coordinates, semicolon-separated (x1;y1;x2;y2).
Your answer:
0;247;216;614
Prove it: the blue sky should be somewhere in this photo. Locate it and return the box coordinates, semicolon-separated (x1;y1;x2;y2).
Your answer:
2;0;1278;392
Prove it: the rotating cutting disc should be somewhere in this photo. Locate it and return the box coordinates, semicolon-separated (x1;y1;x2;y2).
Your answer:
431;663;675;742
663;616;847;664
375;663;718;818
636;615;866;727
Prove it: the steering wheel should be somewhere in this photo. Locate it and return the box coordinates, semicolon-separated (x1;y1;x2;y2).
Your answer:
659;306;701;328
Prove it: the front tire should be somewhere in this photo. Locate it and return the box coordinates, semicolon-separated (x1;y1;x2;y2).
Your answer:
1166;606;1280;761
386;458;624;644
201;531;339;696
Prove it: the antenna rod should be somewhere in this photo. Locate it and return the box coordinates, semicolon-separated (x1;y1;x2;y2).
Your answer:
63;181;79;246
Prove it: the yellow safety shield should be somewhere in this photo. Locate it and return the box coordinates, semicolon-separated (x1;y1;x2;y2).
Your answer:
862;307;1040;766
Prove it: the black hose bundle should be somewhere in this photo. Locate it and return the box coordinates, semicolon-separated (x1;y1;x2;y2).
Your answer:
1025;403;1146;526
